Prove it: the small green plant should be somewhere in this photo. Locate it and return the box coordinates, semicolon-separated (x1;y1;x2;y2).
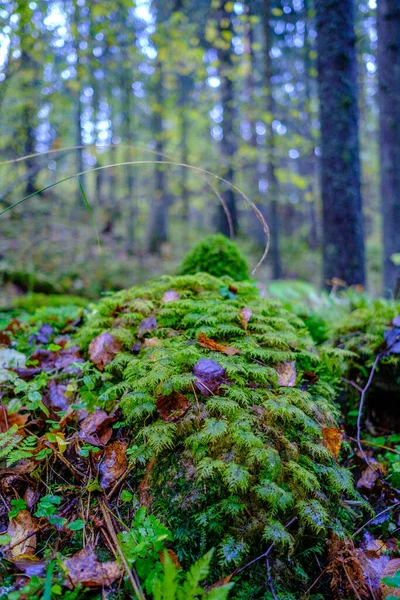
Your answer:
119;507;233;599
179;234;249;281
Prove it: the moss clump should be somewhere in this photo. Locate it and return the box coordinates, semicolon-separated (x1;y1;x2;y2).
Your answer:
77;273;362;596
179;234;249;281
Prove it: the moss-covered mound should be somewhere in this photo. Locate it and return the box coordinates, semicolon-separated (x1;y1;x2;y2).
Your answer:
76;273;361;596
179;234;249;281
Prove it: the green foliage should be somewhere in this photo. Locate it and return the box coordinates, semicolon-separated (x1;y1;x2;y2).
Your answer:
179;235;249;281
75;272;362;593
10;293;88;313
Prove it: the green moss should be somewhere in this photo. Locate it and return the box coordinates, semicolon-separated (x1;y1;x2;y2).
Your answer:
179;234;249;281
76;273;363;594
11;293;88;312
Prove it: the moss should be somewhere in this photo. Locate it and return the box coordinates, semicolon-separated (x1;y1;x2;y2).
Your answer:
76;273;363;594
11;293;88;312
179;234;249;281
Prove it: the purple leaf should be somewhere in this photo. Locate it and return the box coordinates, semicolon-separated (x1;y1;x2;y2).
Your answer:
193;359;226;396
138;316;157;337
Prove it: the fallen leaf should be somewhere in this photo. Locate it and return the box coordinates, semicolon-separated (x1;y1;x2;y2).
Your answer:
0;331;11;346
28;346;82;372
144;337;162;347
357;462;384;490
208;572;234;590
98;441;128;489
138;316;157;337
0;406;28;433
29;324;54;345
198;332;240;356
6;510;37;558
274;362;297;387
10;557;46;577
156;392;190;422
193;358;227;397
385;326;400;354
45;380;69;412
64;547;123;589
322;427;343;459
303;370;319;384
79;410;114;446
162;290;180;303
380;558;400;598
89;333;121;371
4;319;24;333
392;316;400;328
239;307;252;331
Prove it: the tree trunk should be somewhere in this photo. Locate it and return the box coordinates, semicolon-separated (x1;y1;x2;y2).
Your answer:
148;60;168;253
315;0;366;287
216;0;238;237
378;0;400;295
262;0;281;279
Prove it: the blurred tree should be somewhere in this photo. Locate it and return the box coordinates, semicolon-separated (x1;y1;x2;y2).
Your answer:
315;0;366;287
377;0;400;295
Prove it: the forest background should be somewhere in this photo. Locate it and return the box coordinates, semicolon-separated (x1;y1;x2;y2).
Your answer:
0;0;399;302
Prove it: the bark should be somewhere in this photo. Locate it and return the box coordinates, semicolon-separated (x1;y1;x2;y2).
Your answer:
315;0;366;287
378;0;400;295
216;1;238;237
148;60;168;253
262;0;281;279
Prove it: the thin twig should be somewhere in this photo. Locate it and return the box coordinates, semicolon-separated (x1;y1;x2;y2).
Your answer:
355;352;384;465
234;517;297;576
99;500;146;600
352;501;400;538
266;558;279;600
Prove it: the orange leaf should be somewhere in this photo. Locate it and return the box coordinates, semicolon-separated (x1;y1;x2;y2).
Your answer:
322;427;343;459
198;333;240;356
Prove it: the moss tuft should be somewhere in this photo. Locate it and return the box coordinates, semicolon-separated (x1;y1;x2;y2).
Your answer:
76;273;363;594
179;234;249;281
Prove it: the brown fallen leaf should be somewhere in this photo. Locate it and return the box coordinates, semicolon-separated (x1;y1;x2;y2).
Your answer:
162;290;180;303
239;308;252;331
357;461;384;490
156;392;190;422
0;331;11;346
89;333;121;371
79;410;114;446
327;536;369;600
10;557;46;577
4;318;24;333
6;510;37;558
198;332;240;356
64;547;123;589
207;572;234;590
322;427;343;459
0;406;28;433
303;370;319;384
98;441;128;489
381;558;400;599
274;362;297;387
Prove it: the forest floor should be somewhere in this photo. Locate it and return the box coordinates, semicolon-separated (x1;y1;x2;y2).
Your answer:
0;267;400;600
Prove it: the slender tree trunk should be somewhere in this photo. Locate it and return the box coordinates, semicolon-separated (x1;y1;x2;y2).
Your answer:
148;60;168;253
303;0;319;250
378;0;400;295
262;0;281;279
73;0;85;204
217;0;238;237
315;0;366;287
123;76;135;256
